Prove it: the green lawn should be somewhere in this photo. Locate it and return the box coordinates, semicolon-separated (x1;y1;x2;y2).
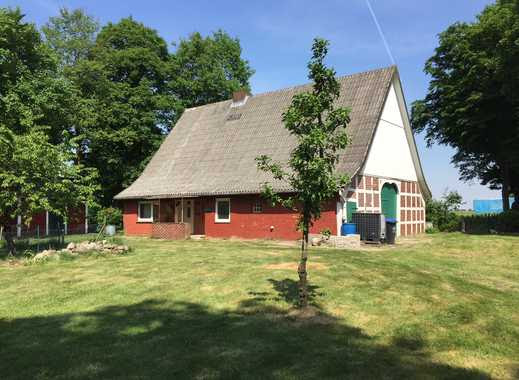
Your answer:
1;233;518;379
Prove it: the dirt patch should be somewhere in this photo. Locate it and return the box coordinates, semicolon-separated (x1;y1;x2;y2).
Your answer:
263;262;328;271
287;306;336;325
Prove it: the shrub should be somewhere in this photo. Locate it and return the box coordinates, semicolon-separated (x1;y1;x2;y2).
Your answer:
96;207;122;227
426;191;462;232
462;210;519;234
320;228;332;239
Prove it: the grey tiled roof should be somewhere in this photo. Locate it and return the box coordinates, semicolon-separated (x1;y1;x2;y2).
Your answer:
115;66;396;199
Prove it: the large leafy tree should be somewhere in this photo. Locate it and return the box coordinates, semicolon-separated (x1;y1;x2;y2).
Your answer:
42;7;99;68
70;17;180;204
411;0;519;210
0;127;98;255
257;38;350;308
0;7;76;144
170;31;254;109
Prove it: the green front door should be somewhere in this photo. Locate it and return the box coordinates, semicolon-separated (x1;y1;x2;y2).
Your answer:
381;183;398;219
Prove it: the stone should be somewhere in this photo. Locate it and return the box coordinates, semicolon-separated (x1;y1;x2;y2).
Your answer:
329;234;361;249
66;242;76;250
34;249;57;261
311;237;322;246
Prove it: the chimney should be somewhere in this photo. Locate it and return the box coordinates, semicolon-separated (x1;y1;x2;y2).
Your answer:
231;89;249;107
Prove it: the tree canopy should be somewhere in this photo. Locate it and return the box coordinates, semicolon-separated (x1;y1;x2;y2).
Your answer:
170;31;254;109
0;127;98;254
257;38;350;307
42;7;99;68
0;7;76;144
411;0;519;210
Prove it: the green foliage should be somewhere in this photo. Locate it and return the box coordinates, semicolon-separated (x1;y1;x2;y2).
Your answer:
0;7;77;145
96;207;122;227
320;228;332;239
411;0;519;208
170;31;254;109
462;210;519;234
257;38;350;234
426;190;463;232
69;17;180;203
42;7;99;68
0;127;99;253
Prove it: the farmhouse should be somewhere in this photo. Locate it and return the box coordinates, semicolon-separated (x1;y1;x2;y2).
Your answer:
115;66;430;240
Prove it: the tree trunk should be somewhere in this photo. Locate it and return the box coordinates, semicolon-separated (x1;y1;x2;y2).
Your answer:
3;225;16;256
502;162;511;212
298;226;309;308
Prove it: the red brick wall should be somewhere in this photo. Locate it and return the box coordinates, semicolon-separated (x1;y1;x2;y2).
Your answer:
122;195;338;240
397;180;426;236
123;200;153;236
346;175;426;237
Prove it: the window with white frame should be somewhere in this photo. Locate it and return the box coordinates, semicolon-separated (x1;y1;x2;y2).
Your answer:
138;201;153;222
215;198;231;223
252;201;262;213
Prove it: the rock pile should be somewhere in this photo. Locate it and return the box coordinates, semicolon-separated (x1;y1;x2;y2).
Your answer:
33;240;129;261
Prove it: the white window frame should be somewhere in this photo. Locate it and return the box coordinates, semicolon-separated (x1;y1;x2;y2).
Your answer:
138;201;153;223
252;201;262;213
215;198;231;223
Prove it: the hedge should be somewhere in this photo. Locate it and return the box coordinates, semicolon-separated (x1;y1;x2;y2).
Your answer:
461;210;519;234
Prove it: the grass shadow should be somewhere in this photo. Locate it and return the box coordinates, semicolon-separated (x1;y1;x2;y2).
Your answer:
0;299;490;379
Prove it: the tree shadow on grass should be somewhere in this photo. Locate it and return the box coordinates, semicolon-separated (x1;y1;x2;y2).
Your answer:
0;299;490;379
246;278;324;308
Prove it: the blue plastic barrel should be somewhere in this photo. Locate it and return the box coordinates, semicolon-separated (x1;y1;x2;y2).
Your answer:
341;223;356;236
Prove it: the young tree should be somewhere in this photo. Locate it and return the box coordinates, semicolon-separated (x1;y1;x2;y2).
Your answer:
170;31;254;111
256;38;350;308
0;127;98;255
411;0;519;211
42;7;99;68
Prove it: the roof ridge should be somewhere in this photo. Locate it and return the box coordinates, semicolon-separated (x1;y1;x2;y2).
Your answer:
183;65;396;112
252;65;396;99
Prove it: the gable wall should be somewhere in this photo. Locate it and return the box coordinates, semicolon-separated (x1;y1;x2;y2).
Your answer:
362;83;418;182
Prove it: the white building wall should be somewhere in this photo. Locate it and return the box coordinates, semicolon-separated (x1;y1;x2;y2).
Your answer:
362;84;417;182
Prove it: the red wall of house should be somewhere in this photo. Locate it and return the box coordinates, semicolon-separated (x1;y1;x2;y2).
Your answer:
123;200;153;236
200;195;337;240
122;195;337;240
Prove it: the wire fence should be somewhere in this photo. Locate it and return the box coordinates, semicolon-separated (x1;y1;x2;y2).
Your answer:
1;223;107;255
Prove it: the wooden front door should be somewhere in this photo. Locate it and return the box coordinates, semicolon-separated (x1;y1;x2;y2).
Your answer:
193;198;205;235
175;199;194;233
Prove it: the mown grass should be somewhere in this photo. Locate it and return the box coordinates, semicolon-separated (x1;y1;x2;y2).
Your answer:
0;233;518;379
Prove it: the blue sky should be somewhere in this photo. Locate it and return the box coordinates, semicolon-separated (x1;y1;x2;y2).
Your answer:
5;0;500;207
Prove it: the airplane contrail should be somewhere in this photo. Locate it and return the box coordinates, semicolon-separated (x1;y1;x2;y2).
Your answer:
365;0;396;65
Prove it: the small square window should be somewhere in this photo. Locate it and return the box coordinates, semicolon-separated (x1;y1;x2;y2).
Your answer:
215;198;230;223
138;202;153;222
252;201;262;213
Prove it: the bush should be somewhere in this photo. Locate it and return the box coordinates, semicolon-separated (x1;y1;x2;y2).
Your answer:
462;210;519;234
426;195;461;232
96;207;122;227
